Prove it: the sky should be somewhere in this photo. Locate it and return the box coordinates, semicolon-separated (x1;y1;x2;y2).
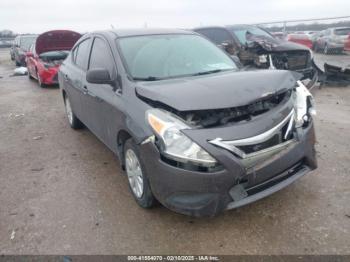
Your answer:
1;0;350;33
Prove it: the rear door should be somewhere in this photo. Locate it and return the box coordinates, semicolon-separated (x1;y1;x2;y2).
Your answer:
61;37;92;121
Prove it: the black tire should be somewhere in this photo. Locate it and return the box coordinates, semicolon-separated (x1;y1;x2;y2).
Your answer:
64;95;84;129
124;138;156;208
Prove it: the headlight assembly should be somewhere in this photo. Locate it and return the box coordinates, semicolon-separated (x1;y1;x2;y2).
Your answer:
294;81;316;128
146;109;217;166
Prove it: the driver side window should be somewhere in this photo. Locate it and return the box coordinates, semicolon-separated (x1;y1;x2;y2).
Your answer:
89;37;115;76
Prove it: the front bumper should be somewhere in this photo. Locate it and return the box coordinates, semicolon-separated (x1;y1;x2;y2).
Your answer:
140;123;317;217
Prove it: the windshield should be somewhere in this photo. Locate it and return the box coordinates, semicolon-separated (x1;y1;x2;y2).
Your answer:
20;36;37;50
117;34;237;80
230;26;274;45
335;28;350;36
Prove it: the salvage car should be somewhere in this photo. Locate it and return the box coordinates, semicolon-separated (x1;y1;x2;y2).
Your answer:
26;30;81;87
193;25;318;89
59;29;317;217
314;27;350;54
12;34;37;66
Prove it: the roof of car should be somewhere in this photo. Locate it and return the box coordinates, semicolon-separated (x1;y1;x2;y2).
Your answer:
194;24;259;30
103;28;194;38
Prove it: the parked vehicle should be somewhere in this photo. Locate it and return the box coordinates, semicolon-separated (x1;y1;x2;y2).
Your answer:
0;39;13;48
12;34;37;66
345;34;350;51
271;32;285;40
314;27;350;54
193;25;318;89
59;29;317;217
310;31;322;51
26;30;81;87
286;34;313;49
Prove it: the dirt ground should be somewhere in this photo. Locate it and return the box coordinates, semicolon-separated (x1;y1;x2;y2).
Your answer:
0;48;349;255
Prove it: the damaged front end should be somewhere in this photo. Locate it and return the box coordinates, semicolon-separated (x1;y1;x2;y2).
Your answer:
317;63;350;86
238;39;318;89
139;77;317;216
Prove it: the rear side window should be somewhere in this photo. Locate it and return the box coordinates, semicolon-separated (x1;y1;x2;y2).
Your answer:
196;28;232;45
74;39;91;70
335;28;350;36
89;37;115;75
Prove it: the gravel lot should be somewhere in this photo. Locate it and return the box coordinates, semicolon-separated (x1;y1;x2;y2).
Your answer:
0;48;349;255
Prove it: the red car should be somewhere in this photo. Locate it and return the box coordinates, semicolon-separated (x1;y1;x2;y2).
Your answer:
345;34;350;51
26;30;81;87
286;34;313;49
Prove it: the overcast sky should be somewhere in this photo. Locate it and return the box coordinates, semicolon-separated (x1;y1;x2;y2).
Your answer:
1;0;349;33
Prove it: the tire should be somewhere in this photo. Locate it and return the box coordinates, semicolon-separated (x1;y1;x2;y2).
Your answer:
64;95;83;129
124;138;156;208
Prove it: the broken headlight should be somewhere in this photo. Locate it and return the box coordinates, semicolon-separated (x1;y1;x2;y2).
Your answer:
146;109;217;166
294;80;316;128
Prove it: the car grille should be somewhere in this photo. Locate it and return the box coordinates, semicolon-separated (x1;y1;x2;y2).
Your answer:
272;51;310;71
209;109;296;169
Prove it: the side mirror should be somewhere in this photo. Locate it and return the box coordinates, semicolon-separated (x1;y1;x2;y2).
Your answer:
26;51;34;57
86;68;113;85
86;68;120;91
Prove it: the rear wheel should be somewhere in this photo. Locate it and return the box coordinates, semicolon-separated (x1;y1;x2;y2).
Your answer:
64;95;83;129
124;139;156;208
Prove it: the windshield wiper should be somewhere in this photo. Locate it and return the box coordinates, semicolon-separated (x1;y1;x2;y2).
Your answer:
191;69;225;76
133;76;163;81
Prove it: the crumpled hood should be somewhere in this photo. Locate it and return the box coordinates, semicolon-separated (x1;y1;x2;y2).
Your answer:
248;35;310;52
136;70;299;111
268;40;310;52
35;30;81;55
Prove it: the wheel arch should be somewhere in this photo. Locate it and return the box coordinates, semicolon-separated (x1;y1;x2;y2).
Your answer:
116;129;132;170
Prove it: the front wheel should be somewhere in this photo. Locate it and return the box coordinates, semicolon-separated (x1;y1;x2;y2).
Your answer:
124;139;156;208
64;95;83;129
